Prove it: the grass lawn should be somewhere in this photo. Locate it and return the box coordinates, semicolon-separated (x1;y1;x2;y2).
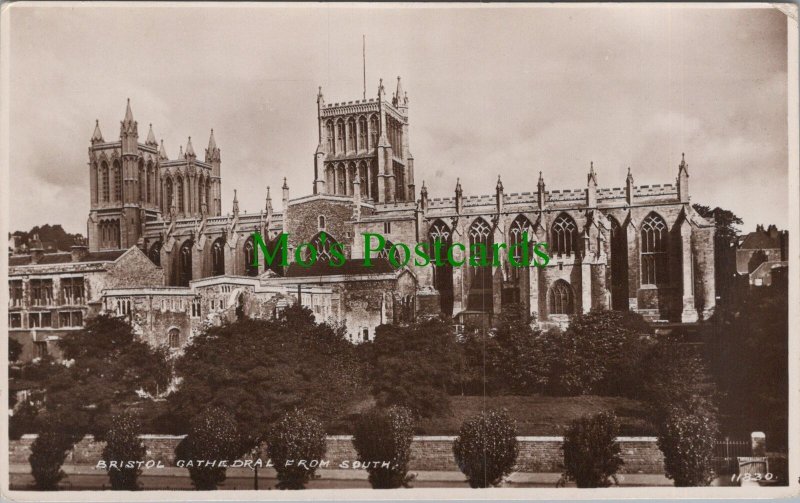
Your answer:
413;395;655;436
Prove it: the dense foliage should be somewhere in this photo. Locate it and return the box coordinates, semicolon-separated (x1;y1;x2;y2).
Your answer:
28;417;80;490
266;409;327;489
171;304;365;449
42;315;170;437
657;399;719;487
102;413;146;490
362;317;461;417
10;224;84;252
706;283;788;448
548;310;652;396
175;407;243;490
452;409;519;488
352;406;415;488
561;412;623;488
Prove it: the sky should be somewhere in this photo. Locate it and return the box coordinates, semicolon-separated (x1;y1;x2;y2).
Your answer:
7;4;790;235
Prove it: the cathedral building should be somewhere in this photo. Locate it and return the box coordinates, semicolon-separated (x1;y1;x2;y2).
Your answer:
9;76;717;360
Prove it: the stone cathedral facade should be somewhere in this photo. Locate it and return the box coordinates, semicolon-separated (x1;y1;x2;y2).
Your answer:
9;76;717;359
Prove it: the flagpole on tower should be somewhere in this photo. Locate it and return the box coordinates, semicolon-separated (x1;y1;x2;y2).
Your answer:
362;34;366;100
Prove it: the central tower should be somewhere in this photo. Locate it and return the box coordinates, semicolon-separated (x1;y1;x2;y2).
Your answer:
313;77;415;203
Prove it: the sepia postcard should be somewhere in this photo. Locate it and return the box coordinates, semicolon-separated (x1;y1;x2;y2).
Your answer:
1;2;798;500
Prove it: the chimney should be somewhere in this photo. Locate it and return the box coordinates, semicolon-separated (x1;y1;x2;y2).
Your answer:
29;234;44;264
71;237;90;262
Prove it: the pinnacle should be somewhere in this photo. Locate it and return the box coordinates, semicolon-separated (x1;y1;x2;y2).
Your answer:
124;98;134;122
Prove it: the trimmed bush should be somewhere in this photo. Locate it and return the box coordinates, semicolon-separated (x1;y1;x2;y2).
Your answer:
29;426;78;490
657;400;719;487
102;413;146;490
176;407;242;490
266;409;327;489
453;409;519;488
352;406;415;488
561;412;624;487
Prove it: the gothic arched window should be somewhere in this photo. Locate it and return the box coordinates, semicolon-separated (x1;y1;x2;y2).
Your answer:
337;164;346;195
336;119;345;152
148;241;162;266
347;117;356;151
211;238;225;276
358;161;368;196
549;280;574;315
205;182;211;213
138;160;145;201
326;120;334;153
176;176;185;213
113;161;122;201
369;115;378;149
378;240;402;266
318;215;326;231
358;116;367;150
509;215;534;280
428;219;453;316
168;328;180;349
178;240;193;286
551;213;578;255
244;237;258;277
146;162;154;203
609;217;629;310
165;178;174;211
641;213;668;285
468;217;494;312
101;162;110;202
309;232;338;262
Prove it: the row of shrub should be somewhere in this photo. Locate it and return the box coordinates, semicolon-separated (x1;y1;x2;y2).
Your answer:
28;403;718;490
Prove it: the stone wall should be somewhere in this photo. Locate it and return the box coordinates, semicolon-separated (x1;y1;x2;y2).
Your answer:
9;435;664;474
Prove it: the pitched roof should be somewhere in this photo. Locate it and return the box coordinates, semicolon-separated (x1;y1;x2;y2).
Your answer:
9;249;127;267
285;258;395;278
740;231;782;250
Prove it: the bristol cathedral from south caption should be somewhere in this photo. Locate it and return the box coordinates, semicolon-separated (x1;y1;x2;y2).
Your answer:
8;75;716;360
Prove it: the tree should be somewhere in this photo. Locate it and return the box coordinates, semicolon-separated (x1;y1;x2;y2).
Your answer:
41;315;171;437
637;337;718;420
453;409;519;488
706;283;788;448
11;224;84;252
175;407;243;490
29;416;80;490
352;406;415;488
561;412;624;488
657;399;719;487
365;318;461;417
266;409;327;489
102;413;146;490
548;310;652;396
692;204;743;299
172;305;365;452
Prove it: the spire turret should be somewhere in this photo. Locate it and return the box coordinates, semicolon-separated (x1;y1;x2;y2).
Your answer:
145;123;158;146
455;178;463;214
91;120;104;144
178;145;184;159
537;171;546;210
185;137;196;159
588;161;598;186
393;76;408;109
625;167;635;205
419;180;428;212
159;139;169;160
124;98;134;123
496;175;504;214
265;186;272;211
232;189;239;216
677;153;690;203
586;162;598;207
120;98;138;153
